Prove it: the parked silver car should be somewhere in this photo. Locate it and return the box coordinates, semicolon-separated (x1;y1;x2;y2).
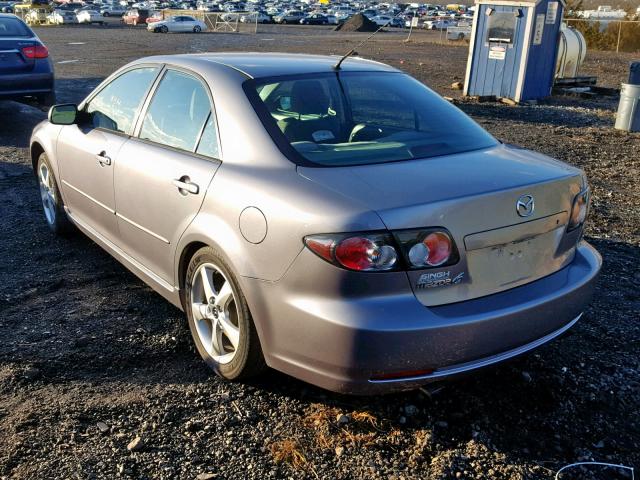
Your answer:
30;53;601;394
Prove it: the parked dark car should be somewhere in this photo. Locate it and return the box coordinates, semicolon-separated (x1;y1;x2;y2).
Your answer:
0;2;14;13
300;13;328;25
0;13;54;106
122;8;150;25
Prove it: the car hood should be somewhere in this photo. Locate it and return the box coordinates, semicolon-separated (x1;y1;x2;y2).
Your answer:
297;143;583;230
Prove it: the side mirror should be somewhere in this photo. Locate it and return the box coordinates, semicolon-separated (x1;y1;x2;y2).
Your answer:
48;104;78;125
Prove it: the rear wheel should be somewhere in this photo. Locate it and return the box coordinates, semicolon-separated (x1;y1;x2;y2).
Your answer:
185;247;266;380
193;25;201;32
36;153;73;234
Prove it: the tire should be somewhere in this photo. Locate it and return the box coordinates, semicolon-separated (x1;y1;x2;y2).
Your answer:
185;246;266;380
193;25;201;32
160;25;168;33
36;153;73;235
103;12;109;16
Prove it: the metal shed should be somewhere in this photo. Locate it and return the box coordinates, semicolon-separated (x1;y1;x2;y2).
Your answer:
463;0;566;102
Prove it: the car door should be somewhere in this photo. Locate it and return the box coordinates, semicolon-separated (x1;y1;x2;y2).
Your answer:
175;16;187;31
183;16;195;30
57;66;160;245
113;68;221;284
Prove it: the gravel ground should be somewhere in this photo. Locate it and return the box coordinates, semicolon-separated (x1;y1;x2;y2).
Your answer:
0;22;638;480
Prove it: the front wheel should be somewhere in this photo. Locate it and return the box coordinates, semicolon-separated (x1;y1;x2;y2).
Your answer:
193;25;201;32
36;153;73;234
160;25;168;33
185;246;266;380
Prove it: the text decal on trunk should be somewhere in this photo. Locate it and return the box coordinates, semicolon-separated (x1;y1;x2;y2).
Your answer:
416;271;465;289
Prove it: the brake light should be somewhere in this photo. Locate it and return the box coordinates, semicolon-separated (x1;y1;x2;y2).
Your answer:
304;228;460;272
304;233;399;272
394;228;459;269
21;45;49;59
568;189;589;231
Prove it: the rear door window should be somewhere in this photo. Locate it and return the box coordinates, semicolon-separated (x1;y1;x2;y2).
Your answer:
86;67;159;134
139;69;218;156
0;17;31;36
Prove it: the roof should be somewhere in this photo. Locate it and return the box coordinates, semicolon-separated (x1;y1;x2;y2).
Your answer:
152;52;401;79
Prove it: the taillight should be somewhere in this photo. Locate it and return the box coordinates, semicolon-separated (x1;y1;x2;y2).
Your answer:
304;228;460;272
304;232;399;272
393;228;459;270
21;45;49;59
568;189;589;231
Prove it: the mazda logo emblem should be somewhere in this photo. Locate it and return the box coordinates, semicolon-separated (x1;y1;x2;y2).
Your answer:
516;194;535;217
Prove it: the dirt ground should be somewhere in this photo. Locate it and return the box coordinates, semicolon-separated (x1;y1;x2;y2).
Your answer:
0;22;638;480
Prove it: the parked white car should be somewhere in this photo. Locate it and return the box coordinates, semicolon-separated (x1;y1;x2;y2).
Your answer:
77;10;105;24
100;4;127;16
325;14;338;24
446;24;471;40
148;15;206;32
47;9;79;24
370;14;392;26
424;18;455;29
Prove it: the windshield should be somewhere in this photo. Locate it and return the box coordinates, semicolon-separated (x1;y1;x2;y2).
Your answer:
246;71;498;167
0;17;32;37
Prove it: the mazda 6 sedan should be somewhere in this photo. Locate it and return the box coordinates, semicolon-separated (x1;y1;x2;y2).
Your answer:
30;53;601;394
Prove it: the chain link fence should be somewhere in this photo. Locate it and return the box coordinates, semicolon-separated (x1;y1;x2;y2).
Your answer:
565;18;640;53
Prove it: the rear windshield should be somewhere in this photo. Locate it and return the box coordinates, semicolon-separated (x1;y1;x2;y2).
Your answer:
246;71;498;167
0;17;32;37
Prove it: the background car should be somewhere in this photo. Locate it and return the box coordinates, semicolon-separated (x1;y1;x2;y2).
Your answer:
273;10;303;23
148;15;206;32
47;9;79;24
122;8;150;25
0;2;14;13
100;4;126;16
145;10;163;23
240;11;271;23
424;18;455;29
0;13;54;106
300;13;327;25
76;9;105;24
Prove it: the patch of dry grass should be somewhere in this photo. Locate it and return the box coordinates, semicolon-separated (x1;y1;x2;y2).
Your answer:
269;439;308;470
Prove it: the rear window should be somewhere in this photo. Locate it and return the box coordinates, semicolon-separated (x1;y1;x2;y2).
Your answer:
0;17;32;37
246;72;498;167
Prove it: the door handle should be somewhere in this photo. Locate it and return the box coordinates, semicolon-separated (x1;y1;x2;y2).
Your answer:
173;177;199;195
96;151;111;166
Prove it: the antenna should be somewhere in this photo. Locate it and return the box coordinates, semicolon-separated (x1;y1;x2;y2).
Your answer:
334;10;406;70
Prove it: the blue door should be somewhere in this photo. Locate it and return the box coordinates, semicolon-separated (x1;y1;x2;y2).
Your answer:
467;4;530;99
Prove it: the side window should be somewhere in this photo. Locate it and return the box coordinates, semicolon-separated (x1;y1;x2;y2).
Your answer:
139;70;217;155
196;113;220;158
86;67;159;134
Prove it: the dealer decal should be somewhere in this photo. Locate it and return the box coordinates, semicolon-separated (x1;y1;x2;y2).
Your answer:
416;271;465;289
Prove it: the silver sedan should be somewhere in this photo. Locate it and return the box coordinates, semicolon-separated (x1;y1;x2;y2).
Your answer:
30;53;601;394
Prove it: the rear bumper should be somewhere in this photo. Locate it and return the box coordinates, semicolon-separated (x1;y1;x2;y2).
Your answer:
0;71;54;99
244;241;602;395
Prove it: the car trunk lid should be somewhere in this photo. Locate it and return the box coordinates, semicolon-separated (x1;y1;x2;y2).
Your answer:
0;38;36;74
298;144;584;306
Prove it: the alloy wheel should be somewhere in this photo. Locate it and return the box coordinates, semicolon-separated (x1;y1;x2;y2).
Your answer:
38;162;56;225
190;263;240;364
